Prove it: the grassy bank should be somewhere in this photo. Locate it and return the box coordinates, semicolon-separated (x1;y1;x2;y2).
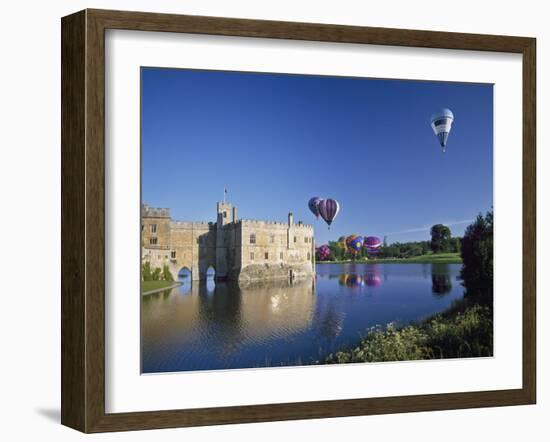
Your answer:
324;300;492;364
141;280;180;294
318;252;462;265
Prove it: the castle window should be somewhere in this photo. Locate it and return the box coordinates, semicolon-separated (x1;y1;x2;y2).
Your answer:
151;224;157;233
265;252;269;260
170;250;176;259
223;212;227;218
294;236;297;243
250;252;254;261
307;252;311;260
280;252;283;260
149;237;157;245
250;233;256;244
141;224;144;231
304;237;308;243
270;235;275;243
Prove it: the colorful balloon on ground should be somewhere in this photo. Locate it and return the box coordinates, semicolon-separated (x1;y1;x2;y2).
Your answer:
318;198;340;228
430;108;454;152
316;244;331;261
308;197;323;219
364;236;382;249
345;234;364;255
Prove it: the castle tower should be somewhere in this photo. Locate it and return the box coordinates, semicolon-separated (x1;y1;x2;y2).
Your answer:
215;201;237;280
217;201;235;226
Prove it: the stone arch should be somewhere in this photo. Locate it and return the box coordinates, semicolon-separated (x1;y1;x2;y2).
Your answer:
177;266;193;282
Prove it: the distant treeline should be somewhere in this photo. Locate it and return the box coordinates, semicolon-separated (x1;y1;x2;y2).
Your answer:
326;224;462;261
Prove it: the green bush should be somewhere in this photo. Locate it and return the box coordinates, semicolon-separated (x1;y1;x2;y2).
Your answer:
325;304;493;364
162;264;174;282
151;267;161;281
141;262;153;281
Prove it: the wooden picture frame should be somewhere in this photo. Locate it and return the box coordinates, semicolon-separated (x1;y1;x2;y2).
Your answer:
61;8;536;433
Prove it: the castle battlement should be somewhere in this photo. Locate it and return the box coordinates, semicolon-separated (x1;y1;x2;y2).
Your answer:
170;221;215;230
142;204;171;218
239;219;313;229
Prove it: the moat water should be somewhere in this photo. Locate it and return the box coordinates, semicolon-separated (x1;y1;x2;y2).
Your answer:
141;263;464;373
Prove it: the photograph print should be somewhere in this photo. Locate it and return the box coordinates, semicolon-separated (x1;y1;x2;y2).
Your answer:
140;67;493;374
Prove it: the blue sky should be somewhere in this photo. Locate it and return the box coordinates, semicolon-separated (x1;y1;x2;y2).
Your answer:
141;68;493;245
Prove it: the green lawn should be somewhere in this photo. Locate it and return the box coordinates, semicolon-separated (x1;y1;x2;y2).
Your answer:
318;253;462;265
141;280;178;294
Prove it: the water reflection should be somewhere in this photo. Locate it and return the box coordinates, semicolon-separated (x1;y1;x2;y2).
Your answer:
142;263;464;373
431;263;453;295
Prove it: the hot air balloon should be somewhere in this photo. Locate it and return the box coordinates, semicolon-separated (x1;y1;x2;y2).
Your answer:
364;236;382;249
308;197;323;219
345;235;364;255
316;244;331;261
318;198;340;229
430;108;454;152
363;236;381;256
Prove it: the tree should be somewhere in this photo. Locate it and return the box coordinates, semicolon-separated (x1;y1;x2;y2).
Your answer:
460;211;493;303
141;261;152;281
430;224;452;253
162;264;174;282
328;241;343;261
151;267;162;281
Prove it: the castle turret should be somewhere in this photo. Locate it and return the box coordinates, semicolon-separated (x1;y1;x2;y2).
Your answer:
216;201;236;280
217;201;234;226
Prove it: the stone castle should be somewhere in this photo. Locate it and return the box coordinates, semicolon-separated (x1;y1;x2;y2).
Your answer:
141;202;315;283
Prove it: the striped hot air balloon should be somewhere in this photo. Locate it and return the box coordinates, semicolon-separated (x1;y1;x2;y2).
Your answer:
364;236;381;256
430;108;454;152
364;236;382;249
318;198;340;229
308;197;323;219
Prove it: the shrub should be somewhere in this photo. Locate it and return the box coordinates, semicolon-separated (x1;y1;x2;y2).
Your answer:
151;267;161;281
162;264;174;282
325;305;493;364
141;262;152;281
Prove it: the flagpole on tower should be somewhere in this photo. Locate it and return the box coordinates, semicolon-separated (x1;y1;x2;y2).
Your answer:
224;186;227;203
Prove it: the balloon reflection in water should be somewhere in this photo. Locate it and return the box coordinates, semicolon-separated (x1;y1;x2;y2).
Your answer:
364;265;383;287
338;273;364;288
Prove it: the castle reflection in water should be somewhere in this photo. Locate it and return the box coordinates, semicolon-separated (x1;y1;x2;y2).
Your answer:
141;263;462;373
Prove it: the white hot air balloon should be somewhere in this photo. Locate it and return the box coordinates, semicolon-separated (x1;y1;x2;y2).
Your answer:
430;108;454;152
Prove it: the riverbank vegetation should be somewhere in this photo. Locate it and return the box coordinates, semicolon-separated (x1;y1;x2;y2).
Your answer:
318;252;461;265
325;300;492;363
141;262;176;293
323;210;494;364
